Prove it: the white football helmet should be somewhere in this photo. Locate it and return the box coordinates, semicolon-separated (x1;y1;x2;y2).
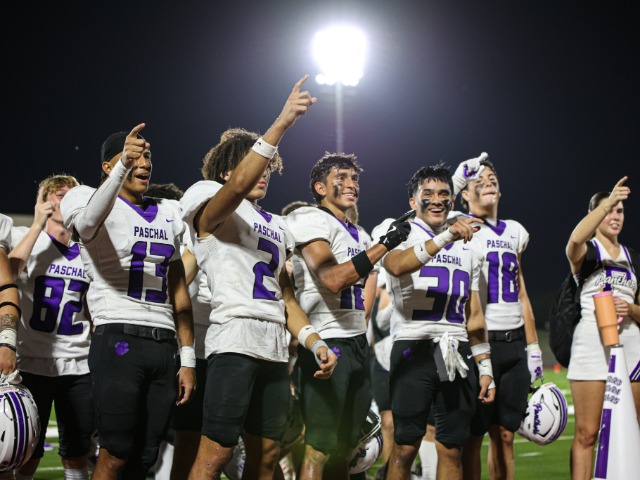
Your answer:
517;382;568;445
349;409;383;474
0;384;40;472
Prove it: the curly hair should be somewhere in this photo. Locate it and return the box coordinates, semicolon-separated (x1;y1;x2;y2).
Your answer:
145;183;184;201
406;162;452;199
309;152;363;204
38;174;80;201
201;128;283;182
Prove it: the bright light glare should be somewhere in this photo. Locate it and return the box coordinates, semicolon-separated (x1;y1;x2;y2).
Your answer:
313;25;366;86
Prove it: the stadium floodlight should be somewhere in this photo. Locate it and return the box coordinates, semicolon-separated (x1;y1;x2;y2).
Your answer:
313;25;367;87
312;25;366;151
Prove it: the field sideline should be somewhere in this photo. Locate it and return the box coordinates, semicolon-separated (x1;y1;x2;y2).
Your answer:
32;368;574;479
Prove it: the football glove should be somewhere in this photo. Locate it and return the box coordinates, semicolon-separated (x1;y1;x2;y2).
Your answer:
378;210;415;250
526;342;544;383
452;152;488;195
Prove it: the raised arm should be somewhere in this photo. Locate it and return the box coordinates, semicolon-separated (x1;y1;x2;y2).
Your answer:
566;176;629;273
8;187;53;279
197;76;316;235
72;124;149;241
384;217;480;277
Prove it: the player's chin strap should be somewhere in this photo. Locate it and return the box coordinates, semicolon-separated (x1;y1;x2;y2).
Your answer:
0;369;22;386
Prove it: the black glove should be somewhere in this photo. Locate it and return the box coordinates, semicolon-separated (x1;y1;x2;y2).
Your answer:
378;210;416;250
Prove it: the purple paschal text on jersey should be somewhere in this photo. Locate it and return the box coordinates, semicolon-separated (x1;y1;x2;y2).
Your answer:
331;347;341;358
115;341;129;356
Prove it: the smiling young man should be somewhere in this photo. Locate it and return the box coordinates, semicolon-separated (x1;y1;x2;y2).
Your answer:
180;76;338;480
454;156;541;480
61;127;196;480
285;153;413;480
382;164;495;480
8;175;95;480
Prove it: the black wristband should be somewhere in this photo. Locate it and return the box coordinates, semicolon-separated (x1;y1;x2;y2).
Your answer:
0;283;18;293
351;251;374;278
0;343;16;352
0;302;21;318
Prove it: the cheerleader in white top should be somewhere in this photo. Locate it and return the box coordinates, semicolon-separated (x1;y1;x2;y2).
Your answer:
566;177;640;480
181;76;336;480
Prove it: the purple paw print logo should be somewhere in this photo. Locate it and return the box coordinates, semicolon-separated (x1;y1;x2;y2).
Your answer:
331;347;341;359
115;341;129;356
402;347;414;360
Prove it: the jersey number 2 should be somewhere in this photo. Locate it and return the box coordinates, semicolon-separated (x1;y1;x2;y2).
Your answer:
30;276;89;335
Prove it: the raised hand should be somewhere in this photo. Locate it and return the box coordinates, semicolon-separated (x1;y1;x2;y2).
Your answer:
378;210;416;250
121;123;150;169
275;75;317;131
449;216;483;243
452;152;489;195
603;176;630;211
33;186;54;229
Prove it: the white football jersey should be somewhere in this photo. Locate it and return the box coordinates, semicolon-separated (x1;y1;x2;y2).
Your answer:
286;206;372;338
0;214;12;251
387;218;482;341
183;227;212;360
12;228;91;376
61;186;184;330
181;181;293;362
470;218;529;331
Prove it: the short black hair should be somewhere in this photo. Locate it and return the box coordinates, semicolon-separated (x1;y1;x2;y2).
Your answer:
407;162;453;198
146;183;184;201
201;128;283;183
281;200;311;216
459;158;498;211
309;152;363;204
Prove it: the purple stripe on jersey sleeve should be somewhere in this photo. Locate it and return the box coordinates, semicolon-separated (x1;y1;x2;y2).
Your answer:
119;196;159;223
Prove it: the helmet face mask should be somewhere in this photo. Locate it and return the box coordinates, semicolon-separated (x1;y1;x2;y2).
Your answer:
0;384;40;472
517;382;568;445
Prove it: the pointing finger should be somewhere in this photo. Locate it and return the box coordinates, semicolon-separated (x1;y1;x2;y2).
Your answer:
614;176;628;189
36;186;45;203
291;74;309;94
128;123;146;138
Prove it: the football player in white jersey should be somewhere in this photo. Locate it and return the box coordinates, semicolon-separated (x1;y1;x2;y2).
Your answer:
61;126;196;480
454;156;541;480
382;164;495;480
285;153;413;480
8;175;95;480
181;76;336;480
566;178;640;480
0;213;19;383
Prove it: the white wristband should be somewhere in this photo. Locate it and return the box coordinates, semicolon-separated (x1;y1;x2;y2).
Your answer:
477;358;493;379
179;346;196;368
432;229;455;249
311;340;329;367
413;243;432;264
298;325;317;350
252;137;278;159
526;342;541;353
0;328;17;349
471;343;491;357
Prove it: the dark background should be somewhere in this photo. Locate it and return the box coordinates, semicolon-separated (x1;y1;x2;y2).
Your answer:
3;1;639;325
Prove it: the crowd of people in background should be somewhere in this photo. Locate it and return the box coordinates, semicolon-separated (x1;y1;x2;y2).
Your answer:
0;75;638;480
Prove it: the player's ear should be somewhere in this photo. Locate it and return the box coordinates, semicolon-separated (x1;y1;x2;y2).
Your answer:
460;189;470;203
223;171;232;181
101;161;112;176
314;181;326;198
409;196;417;210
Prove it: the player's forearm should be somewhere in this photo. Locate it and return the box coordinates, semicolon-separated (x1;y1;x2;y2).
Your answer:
318;244;387;294
363;271;378;323
182;247;199;286
7;226;41;280
567;204;610;257
75;160;129;239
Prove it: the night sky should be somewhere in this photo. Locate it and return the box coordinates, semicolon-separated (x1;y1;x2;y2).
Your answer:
3;1;639;319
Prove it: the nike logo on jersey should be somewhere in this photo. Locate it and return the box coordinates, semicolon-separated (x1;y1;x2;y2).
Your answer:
166;219;174;222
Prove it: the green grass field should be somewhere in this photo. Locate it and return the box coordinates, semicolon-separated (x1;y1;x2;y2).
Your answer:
32;368;574;479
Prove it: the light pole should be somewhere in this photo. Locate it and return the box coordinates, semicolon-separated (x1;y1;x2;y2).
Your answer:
313;25;366;152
